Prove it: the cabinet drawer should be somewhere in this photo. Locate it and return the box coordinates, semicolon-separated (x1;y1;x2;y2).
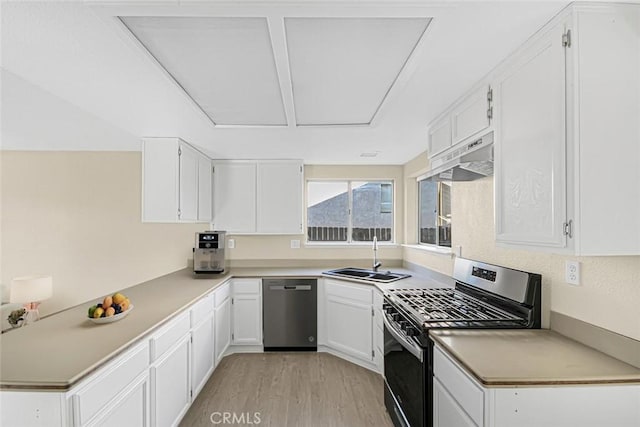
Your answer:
73;341;149;426
150;311;190;362
233;278;260;294
433;346;484;426
191;293;214;327
325;279;372;304
214;282;231;308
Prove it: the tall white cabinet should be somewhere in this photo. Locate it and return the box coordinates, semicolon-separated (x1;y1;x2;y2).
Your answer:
142;138;213;223
213;160;303;234
493;22;568;249
494;3;640;255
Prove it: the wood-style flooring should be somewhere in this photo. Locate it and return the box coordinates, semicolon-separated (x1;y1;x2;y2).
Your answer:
180;352;394;427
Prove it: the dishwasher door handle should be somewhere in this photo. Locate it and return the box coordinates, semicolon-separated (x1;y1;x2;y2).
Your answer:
269;285;312;291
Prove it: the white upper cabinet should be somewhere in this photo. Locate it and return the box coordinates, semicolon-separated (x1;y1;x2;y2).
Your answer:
257;161;303;234
428;115;452;157
197;156;213;223
451;84;492;145
494;3;640;255
494;22;567;248
569;5;640;255
428;84;492;159
213;162;257;233
179;143;199;222
213;160;303;234
142;137;213;223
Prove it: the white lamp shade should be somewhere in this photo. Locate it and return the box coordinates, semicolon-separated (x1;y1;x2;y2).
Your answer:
10;276;53;303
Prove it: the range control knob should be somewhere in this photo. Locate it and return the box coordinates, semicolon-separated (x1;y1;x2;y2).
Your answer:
399;320;409;329
384;306;395;314
392;313;402;322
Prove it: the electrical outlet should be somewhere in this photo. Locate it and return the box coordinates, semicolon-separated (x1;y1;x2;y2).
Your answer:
227;239;235;249
565;260;580;285
454;245;462;257
290;239;301;249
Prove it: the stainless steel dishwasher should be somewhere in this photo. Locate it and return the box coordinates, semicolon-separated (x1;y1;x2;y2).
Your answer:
262;278;317;351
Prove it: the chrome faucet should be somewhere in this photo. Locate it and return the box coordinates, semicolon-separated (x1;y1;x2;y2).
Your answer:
373;236;382;272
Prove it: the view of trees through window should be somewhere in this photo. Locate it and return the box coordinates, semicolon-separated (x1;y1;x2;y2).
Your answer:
419;179;452;247
307;181;394;243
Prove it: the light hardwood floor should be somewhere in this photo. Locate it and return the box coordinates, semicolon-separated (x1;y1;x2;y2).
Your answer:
180;352;394;427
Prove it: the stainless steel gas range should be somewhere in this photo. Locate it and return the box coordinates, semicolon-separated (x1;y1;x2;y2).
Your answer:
382;257;541;427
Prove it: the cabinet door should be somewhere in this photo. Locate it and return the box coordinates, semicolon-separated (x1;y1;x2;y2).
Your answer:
191;316;214;399
213;162;256;233
179;143;199;222
326;296;372;362
88;374;149;427
214;297;231;365
232;294;262;345
428;115;452;157
494;24;567;248
197;156;213;222
451;85;491;145
433;378;478;427
324;281;373;363
142;138;179;222
150;336;191;427
256;161;303;234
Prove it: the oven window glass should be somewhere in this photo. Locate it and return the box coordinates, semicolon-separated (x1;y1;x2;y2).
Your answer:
384;325;425;427
418;179;452;247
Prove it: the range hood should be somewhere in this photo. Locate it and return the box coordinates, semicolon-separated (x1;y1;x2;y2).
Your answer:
424;132;494;181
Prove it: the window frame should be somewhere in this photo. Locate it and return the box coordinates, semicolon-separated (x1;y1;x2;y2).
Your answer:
305;179;396;245
417;177;452;249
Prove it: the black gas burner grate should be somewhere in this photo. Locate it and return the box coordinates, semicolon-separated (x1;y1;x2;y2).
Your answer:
387;287;526;328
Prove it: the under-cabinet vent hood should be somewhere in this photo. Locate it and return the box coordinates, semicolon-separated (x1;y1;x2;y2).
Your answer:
424;132;494;181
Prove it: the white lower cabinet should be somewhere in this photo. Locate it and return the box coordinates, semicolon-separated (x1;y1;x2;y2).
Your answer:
231;279;262;346
373;289;384;373
73;341;150;427
322;279;374;367
214;283;232;365
191;315;214;398
88;373;150;427
434;343;640;427
150;335;191;427
434;378;478;427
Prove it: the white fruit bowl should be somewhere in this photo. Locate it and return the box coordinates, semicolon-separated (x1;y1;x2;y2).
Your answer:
88;305;134;324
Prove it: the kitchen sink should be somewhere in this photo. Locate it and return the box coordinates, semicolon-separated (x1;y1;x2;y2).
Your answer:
323;267;411;283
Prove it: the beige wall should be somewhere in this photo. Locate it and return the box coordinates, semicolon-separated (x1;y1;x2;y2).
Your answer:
225;164;404;264
403;153;640;341
1;151;204;316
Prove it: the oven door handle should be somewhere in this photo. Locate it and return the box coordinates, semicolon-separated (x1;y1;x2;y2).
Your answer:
383;315;423;362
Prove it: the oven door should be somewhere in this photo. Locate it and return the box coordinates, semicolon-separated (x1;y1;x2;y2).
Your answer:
383;315;427;427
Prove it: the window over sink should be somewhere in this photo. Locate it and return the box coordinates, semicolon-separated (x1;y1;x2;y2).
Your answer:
307;180;394;243
418;179;451;248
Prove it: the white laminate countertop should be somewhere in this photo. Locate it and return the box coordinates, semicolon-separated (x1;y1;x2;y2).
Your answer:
0;265;447;390
430;329;640;387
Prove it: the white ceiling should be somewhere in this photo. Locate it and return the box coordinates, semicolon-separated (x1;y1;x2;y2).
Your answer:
1;0;573;164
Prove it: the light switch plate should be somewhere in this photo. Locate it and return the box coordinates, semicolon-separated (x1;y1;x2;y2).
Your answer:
290;239;301;249
228;238;235;249
565;260;580;285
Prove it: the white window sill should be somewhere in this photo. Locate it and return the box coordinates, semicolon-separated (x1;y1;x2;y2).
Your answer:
305;242;399;248
402;244;454;256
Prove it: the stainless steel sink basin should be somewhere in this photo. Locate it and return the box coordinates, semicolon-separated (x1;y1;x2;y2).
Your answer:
323;267;411;283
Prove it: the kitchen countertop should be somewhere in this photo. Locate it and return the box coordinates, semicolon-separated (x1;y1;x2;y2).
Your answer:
430;329;640;387
0;265;447;390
